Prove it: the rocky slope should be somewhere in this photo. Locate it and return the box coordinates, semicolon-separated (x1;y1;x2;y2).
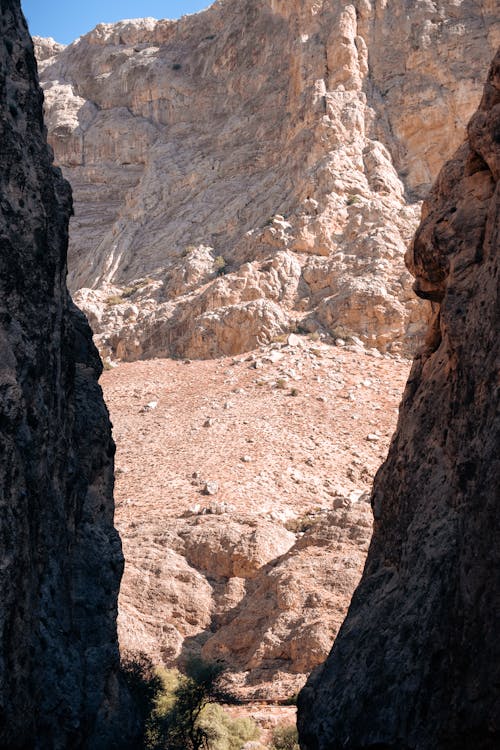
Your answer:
102;337;410;700
0;3;135;747
298;49;500;750
35;1;499;361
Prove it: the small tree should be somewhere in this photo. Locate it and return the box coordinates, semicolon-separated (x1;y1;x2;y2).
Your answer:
214;256;227;275
148;658;236;750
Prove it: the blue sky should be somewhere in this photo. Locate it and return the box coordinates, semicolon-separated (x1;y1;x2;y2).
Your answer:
21;1;212;45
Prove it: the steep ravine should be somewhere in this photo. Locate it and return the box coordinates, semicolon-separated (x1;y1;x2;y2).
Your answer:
298;49;500;750
0;2;136;747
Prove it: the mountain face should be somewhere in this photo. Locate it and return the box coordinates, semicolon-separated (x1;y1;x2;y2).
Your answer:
35;0;499;361
0;2;136;746
298;49;500;750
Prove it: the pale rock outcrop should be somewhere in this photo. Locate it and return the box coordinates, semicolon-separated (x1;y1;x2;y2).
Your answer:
32;35;65;61
0;3;135;747
298;49;500;750
202;503;372;699
118;502;372;701
36;1;499;359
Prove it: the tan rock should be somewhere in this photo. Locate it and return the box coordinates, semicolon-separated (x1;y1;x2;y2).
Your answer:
202;505;372;699
36;2;498;359
105;341;410;698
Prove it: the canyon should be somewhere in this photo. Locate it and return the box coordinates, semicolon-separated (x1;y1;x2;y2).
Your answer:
0;0;497;746
30;0;500;728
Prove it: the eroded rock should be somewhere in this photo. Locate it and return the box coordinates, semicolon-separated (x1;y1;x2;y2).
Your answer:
35;1;499;360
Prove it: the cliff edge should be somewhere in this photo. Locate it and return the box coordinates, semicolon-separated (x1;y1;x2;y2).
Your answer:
0;2;135;746
298;48;500;750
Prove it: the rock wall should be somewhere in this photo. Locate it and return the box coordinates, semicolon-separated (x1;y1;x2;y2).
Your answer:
298;49;500;750
0;2;136;747
35;1;499;361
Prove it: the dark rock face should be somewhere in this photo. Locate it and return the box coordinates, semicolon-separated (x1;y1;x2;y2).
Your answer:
0;2;136;747
298;50;500;750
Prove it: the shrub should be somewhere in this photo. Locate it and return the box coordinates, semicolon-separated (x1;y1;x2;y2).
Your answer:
198;704;259;750
121;653;164;748
145;658;246;750
271;724;299;750
105;294;123;306
214;256;227;275
121;279;154;297
285;508;323;534
281;692;299;706
346;194;361;206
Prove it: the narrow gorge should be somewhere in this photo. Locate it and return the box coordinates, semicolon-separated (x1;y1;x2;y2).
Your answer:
0;0;498;747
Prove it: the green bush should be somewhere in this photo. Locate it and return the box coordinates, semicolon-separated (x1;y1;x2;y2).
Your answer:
346;194;361;206
271;724;299;750
214;256;227;275
145;658;254;750
198;704;259;750
121;653;164;749
105;294;123;306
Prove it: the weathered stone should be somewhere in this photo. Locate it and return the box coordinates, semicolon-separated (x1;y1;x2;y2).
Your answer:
35;1;499;360
202;506;372;700
0;3;136;747
298;49;500;750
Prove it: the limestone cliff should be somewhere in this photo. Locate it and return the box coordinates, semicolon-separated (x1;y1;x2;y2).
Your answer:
0;2;135;746
298;49;500;750
36;1;499;361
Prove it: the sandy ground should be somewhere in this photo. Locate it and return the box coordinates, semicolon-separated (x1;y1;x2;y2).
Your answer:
102;339;410;527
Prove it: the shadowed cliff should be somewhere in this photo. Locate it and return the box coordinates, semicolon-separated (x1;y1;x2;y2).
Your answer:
0;1;137;746
298;49;500;750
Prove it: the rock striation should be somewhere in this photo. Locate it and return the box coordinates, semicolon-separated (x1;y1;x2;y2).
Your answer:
36;0;499;361
0;2;135;747
298;49;500;750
